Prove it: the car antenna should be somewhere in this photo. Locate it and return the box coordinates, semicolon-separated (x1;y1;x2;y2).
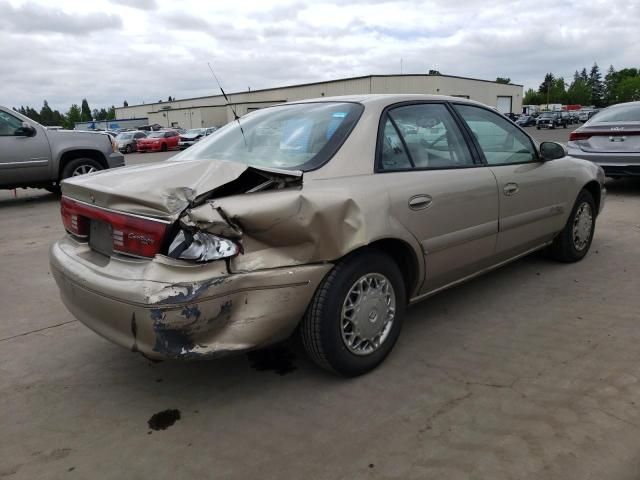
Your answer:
207;62;247;146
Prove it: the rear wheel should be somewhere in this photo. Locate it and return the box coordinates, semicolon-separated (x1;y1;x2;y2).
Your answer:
161;143;168;152
300;249;406;377
61;158;103;180
548;189;596;262
125;144;132;153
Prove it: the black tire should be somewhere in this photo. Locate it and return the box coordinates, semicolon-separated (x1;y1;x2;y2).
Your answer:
125;144;132;154
161;143;168;152
548;189;596;263
563;123;567;128
44;184;60;195
300;249;406;377
536;126;540;130
60;158;103;180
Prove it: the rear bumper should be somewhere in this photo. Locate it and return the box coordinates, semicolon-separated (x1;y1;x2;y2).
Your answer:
137;144;162;152
566;148;640;177
50;236;332;360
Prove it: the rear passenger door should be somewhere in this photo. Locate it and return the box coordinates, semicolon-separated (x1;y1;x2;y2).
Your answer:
379;102;500;293
453;104;570;259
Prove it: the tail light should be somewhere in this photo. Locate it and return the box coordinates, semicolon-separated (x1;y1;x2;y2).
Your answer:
61;197;170;258
569;131;591;141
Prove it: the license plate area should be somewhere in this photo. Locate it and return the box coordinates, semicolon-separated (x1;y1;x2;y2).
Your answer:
89;219;113;257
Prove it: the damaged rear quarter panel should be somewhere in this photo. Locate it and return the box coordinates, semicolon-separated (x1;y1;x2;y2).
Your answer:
181;175;424;278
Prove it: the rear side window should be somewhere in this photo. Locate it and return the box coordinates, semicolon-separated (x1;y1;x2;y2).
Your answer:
378;103;474;171
454;105;537;165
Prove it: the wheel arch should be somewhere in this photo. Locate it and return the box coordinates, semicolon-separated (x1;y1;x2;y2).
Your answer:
58;149;108;180
340;238;423;302
582;180;601;214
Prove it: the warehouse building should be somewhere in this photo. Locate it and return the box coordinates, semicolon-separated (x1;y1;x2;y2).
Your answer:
114;73;523;129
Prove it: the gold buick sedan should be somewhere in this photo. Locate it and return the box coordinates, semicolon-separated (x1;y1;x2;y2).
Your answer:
50;95;605;376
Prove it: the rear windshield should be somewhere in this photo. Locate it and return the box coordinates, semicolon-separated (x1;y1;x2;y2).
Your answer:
116;133;133;140
174;102;363;171
147;132;165;138
589;104;640;123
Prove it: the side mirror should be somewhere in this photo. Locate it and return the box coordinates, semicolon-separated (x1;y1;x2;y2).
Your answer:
16;122;36;137
540;141;566;161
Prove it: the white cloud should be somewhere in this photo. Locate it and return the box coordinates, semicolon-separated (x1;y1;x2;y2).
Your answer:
1;0;638;112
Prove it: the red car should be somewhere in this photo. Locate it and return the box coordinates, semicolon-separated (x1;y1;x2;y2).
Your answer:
137;130;180;152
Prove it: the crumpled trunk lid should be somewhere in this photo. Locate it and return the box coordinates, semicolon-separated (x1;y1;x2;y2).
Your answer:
61;158;301;220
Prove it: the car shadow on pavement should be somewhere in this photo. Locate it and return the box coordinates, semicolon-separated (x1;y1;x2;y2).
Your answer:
605;177;640;195
0;189;58;208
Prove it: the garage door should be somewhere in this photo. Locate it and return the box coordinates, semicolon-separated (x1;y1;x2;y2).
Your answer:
496;96;512;113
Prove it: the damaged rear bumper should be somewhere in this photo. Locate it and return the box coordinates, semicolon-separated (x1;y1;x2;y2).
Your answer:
50;236;332;360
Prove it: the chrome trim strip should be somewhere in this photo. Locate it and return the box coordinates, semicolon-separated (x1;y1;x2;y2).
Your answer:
0;159;49;166
62;196;173;224
409;241;552;305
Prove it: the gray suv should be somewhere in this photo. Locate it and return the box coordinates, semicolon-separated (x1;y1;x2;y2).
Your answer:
0;105;124;191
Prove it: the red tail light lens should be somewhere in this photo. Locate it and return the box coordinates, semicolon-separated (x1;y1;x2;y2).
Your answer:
569;131;591;141
60;197;169;258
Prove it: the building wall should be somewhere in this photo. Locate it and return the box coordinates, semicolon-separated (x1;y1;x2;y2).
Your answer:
115;75;524;126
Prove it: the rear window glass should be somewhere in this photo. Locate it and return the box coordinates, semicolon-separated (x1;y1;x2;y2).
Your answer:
176;102;363;171
590;104;640;123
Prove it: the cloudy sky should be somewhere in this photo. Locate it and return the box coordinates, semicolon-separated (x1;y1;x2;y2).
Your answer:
1;0;638;112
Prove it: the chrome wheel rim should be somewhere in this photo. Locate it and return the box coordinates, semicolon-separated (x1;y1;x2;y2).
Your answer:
341;273;396;356
72;165;97;176
572;202;593;251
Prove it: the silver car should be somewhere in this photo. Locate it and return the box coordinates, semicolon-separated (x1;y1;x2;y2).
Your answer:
50;95;605;376
568;101;640;177
116;131;147;154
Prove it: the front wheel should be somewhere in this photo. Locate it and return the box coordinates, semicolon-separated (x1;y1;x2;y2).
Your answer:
160;143;168;152
61;158;103;180
548;189;596;262
125;145;132;154
300;249;406;376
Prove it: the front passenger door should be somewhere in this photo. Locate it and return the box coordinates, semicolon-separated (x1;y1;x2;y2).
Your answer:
0;109;51;186
379;103;500;293
453;104;570;260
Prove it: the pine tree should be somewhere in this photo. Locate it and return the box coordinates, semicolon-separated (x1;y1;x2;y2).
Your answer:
64;104;82;129
80;99;92;122
588;63;603;107
603;65;617;105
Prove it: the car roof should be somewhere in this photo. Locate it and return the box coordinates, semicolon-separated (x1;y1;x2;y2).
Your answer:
290;94;488;108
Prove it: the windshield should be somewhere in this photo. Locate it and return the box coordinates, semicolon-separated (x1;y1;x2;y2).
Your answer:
540;112;554;117
147;132;165;138
174;102;363;171
589;104;640;123
116;133;133;140
186;129;205;135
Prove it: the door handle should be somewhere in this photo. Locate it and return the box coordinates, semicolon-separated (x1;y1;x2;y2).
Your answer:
408;195;432;210
503;183;519;196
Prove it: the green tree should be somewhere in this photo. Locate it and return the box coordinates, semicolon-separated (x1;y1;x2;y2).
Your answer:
613;76;640;102
588;63;603;107
80;98;92;122
566;78;591;105
64;104;82;129
107;106;116;120
538;73;555;96
123;100;128;107
549;77;567;104
24;107;41;122
523;88;544;105
39;100;54;125
496;77;511;84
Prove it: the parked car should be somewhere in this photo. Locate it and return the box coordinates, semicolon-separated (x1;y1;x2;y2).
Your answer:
0;105;124;191
50;95;605;376
516;115;536;127
503;112;518;122
116;131;147;153
136;130;180;152
536;111;568;129
137;124;163;132
567;101;640;177
178;128;211;149
578;110;598;122
568;112;580;124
